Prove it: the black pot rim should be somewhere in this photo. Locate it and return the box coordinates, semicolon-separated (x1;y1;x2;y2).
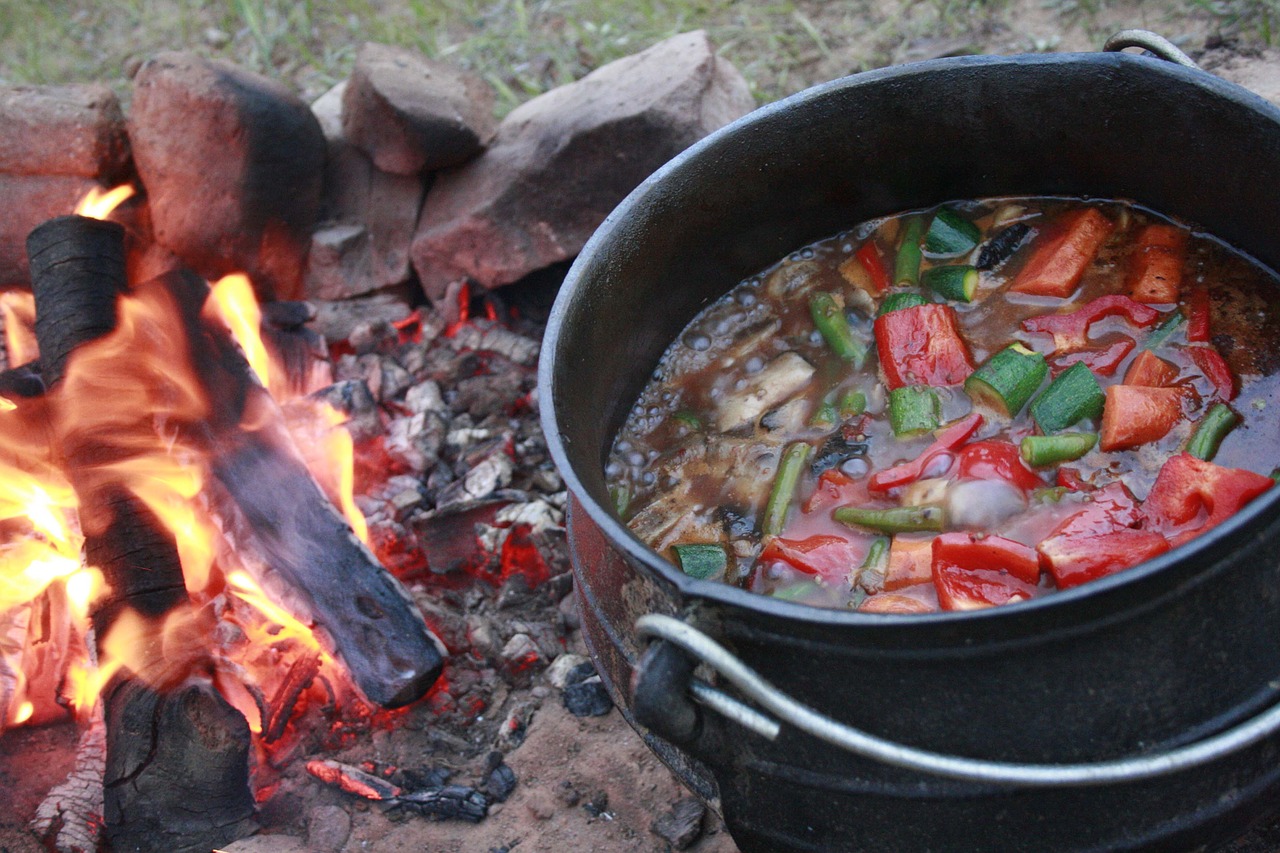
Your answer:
538;48;1280;630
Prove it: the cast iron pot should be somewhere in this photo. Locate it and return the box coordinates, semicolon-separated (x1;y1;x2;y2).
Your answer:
539;34;1280;852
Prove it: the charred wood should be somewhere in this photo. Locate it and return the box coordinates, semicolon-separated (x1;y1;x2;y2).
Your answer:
103;677;256;853
153;269;444;708
26;215;254;852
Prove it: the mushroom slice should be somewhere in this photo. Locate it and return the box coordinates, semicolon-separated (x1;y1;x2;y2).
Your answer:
714;352;815;432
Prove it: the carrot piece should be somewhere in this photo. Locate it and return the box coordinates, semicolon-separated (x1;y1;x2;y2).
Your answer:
1010;208;1115;298
1122;350;1179;387
883;536;935;590
859;593;932;614
1127;224;1187;304
1099;385;1185;451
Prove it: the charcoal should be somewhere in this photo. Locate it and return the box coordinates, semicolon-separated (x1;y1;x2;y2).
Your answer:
483;761;517;802
565;660;597;686
563;676;613;717
651;798;707;850
398;766;451;789
262;299;318;328
397;785;489;823
582;792;611;818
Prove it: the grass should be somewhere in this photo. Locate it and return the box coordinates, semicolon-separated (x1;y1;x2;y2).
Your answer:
0;0;1273;112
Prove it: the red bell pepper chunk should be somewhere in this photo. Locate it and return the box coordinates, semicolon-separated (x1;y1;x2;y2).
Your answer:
1038;529;1171;589
1036;482;1165;587
759;534;864;582
874;303;974;390
855;241;891;296
1122;349;1179;387
1126;224;1187;304
1142;453;1273;545
1056;467;1094;492
1099;385;1186;452
955;439;1044;493
932;532;1042;610
1051;481;1141;538
1048;337;1135;378
868;412;984;493
1186;345;1236;401
1010;208;1115;298
802;468;861;514
1021;294;1162;353
1186;287;1211;343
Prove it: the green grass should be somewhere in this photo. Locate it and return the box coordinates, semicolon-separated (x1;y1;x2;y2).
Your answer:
0;0;1269;112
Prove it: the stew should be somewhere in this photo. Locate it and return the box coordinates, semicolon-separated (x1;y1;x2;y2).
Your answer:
606;198;1280;612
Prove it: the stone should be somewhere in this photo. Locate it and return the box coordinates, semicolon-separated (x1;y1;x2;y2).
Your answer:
342;42;497;175
651;798;707;850
311;290;414;343
545;653;589;689
306;81;425;301
410;30;755;301
0;173;101;286
128;51;326;300
305;804;351;853
0;84;130;180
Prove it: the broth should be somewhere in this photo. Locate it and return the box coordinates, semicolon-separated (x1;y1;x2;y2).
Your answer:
607;197;1280;612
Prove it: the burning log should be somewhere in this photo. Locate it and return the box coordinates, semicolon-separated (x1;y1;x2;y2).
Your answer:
155;268;444;708
27;212;255;853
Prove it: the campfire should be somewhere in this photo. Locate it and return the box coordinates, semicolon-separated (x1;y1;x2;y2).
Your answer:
0;28;758;853
1;184;451;850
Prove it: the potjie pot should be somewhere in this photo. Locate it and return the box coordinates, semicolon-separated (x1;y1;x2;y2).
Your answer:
538;34;1280;852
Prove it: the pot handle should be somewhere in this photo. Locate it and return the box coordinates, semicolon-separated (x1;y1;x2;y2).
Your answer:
1103;29;1198;69
636;613;1280;787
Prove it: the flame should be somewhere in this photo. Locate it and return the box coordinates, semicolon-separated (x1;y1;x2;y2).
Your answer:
1;258;372;741
74;185;135;220
225;571;329;663
207;273;279;396
315;403;367;544
0;291;38;367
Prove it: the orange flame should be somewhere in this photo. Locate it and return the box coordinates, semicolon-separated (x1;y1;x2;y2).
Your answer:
74;185;135;220
207;273;279;396
1;258;373;737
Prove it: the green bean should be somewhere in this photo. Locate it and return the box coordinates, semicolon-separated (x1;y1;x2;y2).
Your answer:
809;292;868;366
1186;403;1239;461
833;504;945;534
762;442;812;536
1020;432;1098;467
1143;311;1185;352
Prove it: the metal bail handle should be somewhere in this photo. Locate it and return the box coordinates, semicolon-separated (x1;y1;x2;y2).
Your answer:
636;614;1280;788
1103;29;1199;69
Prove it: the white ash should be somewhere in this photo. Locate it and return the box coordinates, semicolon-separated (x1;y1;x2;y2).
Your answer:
448;321;540;366
495;499;563;534
31;707;106;853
